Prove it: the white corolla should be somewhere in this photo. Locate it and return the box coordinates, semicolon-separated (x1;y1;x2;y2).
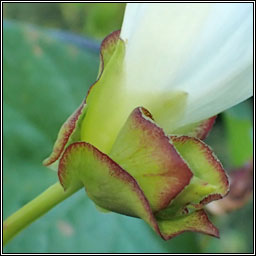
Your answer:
81;3;253;154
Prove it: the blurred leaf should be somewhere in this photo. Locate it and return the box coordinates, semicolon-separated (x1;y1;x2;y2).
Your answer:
223;100;253;167
200;202;253;253
3;21;205;253
3;3;125;40
3;3;64;28
203;102;253;253
81;3;125;39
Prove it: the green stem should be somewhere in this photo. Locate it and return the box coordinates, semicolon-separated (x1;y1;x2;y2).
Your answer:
3;182;82;246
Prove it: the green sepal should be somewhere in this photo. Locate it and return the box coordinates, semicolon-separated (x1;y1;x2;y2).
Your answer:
81;38;127;154
158;136;229;217
98;30;121;78
110;107;193;212
58;139;220;240
58;141;161;236
44;31;122;167
157;209;219;239
43;102;87;168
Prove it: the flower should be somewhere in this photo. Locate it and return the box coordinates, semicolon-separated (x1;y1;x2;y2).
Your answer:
44;3;253;240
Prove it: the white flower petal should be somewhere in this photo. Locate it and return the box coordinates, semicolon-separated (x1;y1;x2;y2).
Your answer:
81;3;253;153
121;3;253;130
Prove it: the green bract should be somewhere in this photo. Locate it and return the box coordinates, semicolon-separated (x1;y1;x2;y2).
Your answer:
44;31;229;240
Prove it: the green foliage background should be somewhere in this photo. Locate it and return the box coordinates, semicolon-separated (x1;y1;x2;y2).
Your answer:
3;3;253;253
3;3;125;39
